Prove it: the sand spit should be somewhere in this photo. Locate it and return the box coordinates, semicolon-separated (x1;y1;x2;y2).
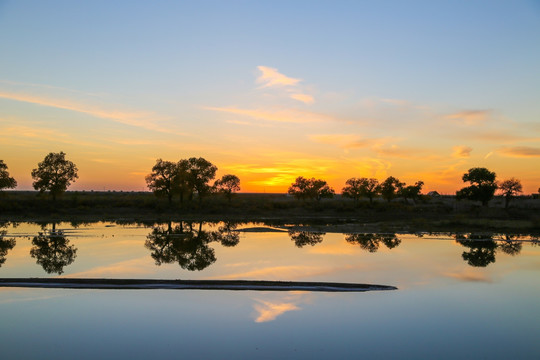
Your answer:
0;278;397;292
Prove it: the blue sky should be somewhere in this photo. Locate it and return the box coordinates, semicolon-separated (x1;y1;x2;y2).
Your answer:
1;0;539;192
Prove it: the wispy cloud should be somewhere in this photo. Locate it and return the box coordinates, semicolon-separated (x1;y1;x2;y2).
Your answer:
208;264;355;280
445;110;490;125
452;145;472;158
0;90;185;135
444;269;492;283
256;66;314;104
498;146;540;157
205;106;332;123
0;123;113;149
290;93;315;104
309;134;385;149
63;257;155;278
253;299;300;323
257;66;301;88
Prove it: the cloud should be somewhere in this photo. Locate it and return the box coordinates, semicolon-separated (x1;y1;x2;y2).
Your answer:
256;66;315;104
309;134;382;149
457;130;540;143
380;98;409;106
372;145;428;159
290;93;315;104
498;146;540;158
444;269;492;283
0;90;185;135
452;145;473;158
205;106;332;123
253;300;300;323
445;110;490;125
0;123;113;149
208;264;357;280
63;257;154;278
256;66;301;88
484;151;494;159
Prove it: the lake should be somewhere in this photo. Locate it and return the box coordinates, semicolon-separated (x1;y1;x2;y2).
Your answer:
0;221;539;359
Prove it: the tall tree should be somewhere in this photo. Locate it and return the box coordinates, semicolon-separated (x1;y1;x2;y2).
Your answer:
31;152;78;201
214;174;241;203
287;176;311;200
380;176;404;202
398;181;424;203
0;160;17;191
456;167;497;206
145;159;179;204
288;177;334;201
177;159;190;205
342;177;380;204
498;178;522;209
186;157;217;204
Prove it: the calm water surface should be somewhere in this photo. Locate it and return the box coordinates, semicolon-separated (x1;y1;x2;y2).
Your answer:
0;222;538;359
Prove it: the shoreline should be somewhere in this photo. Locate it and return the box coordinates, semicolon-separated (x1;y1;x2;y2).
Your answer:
0;278;397;292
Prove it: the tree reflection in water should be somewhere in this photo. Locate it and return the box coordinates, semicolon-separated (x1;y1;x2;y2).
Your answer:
345;233;401;253
212;221;240;247
497;234;523;256
30;223;77;274
145;221;232;271
455;233;527;267
0;227;16;267
288;231;324;248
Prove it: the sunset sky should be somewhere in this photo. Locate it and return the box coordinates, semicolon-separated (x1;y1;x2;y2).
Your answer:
1;1;539;194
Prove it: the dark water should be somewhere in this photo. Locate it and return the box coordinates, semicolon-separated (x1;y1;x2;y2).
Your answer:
0;222;538;359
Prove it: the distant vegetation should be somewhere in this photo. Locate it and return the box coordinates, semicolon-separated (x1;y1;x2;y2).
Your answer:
0;154;539;227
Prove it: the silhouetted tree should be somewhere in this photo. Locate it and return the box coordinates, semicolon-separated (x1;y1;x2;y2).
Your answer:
176;159;190;205
288;177;334;201
30;223;77;274
498;178;522;209
186;157;217;204
342;177;380;204
31;152;78;201
398;181;424;203
0;160;17;191
456;167;497;206
214;174;241;203
145;159;179;204
288;230;324;247
380;176;404;202
0;229;16;267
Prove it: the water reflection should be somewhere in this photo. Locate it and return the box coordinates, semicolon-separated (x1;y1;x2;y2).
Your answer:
30;223;77;274
288;231;325;248
455;233;527;267
0;227;16;267
345;233;401;253
145;221;218;271
497;234;523;256
212;222;240;247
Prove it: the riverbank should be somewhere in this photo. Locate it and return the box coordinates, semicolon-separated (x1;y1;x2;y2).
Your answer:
1;191;539;233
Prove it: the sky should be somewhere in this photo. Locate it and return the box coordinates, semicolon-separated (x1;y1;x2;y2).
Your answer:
0;0;539;194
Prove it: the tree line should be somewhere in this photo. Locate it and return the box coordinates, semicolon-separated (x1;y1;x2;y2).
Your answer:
0;152;535;208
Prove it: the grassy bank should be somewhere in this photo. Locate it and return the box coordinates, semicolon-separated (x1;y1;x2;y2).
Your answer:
1;190;539;232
